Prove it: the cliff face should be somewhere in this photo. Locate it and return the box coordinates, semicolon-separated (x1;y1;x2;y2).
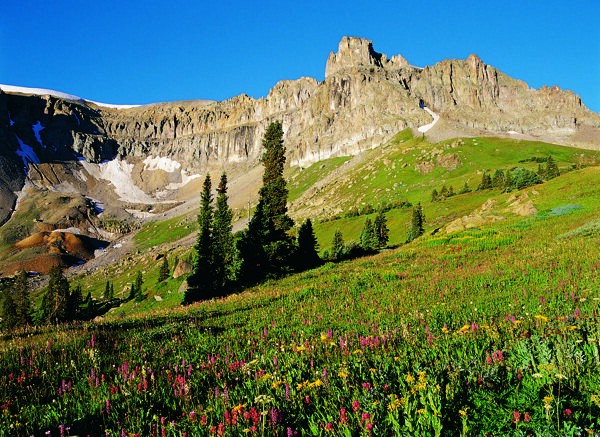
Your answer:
1;36;599;227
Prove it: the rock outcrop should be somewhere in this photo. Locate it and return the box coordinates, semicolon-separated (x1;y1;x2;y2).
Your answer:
0;36;599;228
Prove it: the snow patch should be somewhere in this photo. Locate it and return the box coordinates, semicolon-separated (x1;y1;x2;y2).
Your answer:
80;158;153;203
14;135;40;172
126;208;156;219
0;84;141;110
417;106;440;133
52;227;82;234
143;155;182;173
508;130;519;135
8;112;14;126
32;121;45;147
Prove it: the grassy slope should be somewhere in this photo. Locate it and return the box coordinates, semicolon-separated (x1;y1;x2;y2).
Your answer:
2;165;600;435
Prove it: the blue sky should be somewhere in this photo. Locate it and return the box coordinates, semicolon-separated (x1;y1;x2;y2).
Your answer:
1;0;599;112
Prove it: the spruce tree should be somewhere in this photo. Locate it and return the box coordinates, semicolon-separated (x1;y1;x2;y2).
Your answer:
373;210;390;248
331;229;344;260
13;270;31;327
360;217;376;249
45;266;70;323
238;121;294;285
134;271;145;302
406;202;425;243
213;172;235;290
259;121;293;233
185;174;216;304
545;156;560;179
109;282;114;300
459;181;471;194
296;218;320;270
104;280;111;300
67;284;83;320
430;189;439;202
1;285;17;330
440;185;448;199
158;257;170;283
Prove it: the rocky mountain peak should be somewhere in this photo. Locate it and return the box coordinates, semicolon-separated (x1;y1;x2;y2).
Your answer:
325;36;408;78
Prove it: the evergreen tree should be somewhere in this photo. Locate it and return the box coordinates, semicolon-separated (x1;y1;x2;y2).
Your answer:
406;202;425;243
331;229;344;260
492;169;505;188
430;188;439;202
447;185;455;197
134;271;145;302
238;121;295;285
104;280;111;300
477;172;492;190
158;257;170;283
259;121;293;233
440;185;448;199
185;174;216;304
459;181;471;194
213;172;235;290
503;169;513;192
44;266;70;323
360;217;377;249
13;270;31;327
128;281;137;301
373;209;390;248
237;200;271;285
67;284;83;320
1;284;17;331
109;282;114;300
296;218;320;270
545;155;560;179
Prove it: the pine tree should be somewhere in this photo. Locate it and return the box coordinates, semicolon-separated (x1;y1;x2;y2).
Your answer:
1;284;17;330
331;229;344;260
44;266;70;323
459;181;471;194
67;284;83;320
128;281;137;301
503;169;513;192
430;189;439;202
406;202;425;243
185;174;216;304
213;172;235;290
109;282;114;300
296;218;320;270
478;173;492;190
13;270;31;327
447;185;455;197
545;155;560;179
492;169;505;188
104;280;111;300
373;210;390;248
360;217;376;249
238;121;294;285
134;271;145;302
158;257;170;283
259;121;293;233
440;185;448;199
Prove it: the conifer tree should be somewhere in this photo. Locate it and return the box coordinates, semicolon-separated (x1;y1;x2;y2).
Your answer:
296;218;320;270
440;185;448;199
186;174;216;304
67;284;83;320
213;172;235;290
238;121;294;285
331;229;344;260
1;285;17;331
360;217;376;249
406;202;425;243
109;282;114;300
373;209;390;248
447;185;455;197
104;280;111;300
13;270;31;327
259;121;293;233
459;181;471;194
44;266;70;323
492;169;505;188
545;155;560;179
430;188;439;202
134;271;145;302
158;257;170;283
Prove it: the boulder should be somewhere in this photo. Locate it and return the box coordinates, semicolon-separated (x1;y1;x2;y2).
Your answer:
173;260;192;278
